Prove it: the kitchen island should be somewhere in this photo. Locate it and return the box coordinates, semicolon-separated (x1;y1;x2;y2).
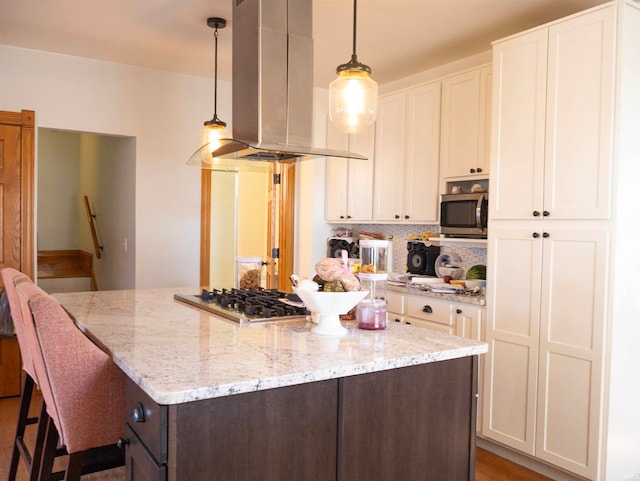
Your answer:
55;287;488;481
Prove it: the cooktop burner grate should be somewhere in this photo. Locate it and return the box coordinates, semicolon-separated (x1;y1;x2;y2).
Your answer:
174;288;309;323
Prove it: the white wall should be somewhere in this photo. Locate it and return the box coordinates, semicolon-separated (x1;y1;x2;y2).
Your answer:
1;44;232;288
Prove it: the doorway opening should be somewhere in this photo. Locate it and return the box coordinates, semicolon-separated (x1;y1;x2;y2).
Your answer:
200;162;295;291
36;128;136;292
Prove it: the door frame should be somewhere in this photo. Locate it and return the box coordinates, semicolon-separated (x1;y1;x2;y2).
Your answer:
199;164;295;291
0;109;35;278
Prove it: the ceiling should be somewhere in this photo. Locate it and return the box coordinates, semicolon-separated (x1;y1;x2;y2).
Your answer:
0;0;609;87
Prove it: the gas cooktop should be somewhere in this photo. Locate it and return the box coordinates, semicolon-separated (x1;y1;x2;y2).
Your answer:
174;288;309;323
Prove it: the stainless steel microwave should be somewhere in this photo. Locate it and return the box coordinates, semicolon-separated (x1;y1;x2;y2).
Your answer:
439;192;489;238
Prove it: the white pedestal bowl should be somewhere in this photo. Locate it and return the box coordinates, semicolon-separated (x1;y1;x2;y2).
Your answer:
293;288;368;336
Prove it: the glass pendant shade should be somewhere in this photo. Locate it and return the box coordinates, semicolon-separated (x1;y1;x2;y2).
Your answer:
187;121;229;168
329;0;377;134
329;69;378;134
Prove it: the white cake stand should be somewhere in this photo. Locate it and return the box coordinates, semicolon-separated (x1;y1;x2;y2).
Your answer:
293;288;368;336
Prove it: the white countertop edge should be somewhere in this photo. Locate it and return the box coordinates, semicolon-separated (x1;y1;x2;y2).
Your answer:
121;343;488;405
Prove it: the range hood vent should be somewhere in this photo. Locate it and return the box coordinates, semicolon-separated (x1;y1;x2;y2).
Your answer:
210;0;365;162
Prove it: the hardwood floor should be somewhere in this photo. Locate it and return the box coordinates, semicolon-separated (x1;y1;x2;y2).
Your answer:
0;391;551;481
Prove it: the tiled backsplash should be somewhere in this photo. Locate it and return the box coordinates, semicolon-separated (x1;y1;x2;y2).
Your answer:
352;224;487;276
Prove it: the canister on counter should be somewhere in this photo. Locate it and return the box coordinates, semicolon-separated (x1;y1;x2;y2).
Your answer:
359;239;389;274
356;299;387;330
236;257;263;289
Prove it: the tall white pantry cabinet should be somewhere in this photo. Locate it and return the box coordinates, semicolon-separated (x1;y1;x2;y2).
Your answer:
484;2;640;481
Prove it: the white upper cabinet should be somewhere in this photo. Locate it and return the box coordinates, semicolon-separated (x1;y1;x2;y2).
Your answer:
373;92;406;221
373;82;441;223
490;8;615;221
325;119;375;222
440;65;492;178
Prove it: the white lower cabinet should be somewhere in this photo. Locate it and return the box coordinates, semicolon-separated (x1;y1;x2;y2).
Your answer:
387;290;485;428
483;222;608;479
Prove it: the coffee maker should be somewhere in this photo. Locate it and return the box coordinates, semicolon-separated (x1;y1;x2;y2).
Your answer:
406;242;440;277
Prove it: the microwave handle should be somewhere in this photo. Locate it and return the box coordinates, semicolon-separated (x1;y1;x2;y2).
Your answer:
475;196;484;230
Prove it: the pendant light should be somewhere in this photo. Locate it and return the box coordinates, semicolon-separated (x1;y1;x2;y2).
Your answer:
187;17;228;168
329;0;378;134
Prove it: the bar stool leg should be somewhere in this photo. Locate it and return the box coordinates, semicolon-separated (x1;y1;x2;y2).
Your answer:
36;415;59;481
8;373;38;481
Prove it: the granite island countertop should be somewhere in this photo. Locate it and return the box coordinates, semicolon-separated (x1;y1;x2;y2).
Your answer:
54;287;487;406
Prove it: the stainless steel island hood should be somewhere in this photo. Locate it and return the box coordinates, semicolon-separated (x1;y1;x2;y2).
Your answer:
208;0;365;162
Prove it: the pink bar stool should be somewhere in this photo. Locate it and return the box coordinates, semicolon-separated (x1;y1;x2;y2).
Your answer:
4;268;126;481
2;268;48;481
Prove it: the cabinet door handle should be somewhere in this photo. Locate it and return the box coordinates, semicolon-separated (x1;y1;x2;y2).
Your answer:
476;168;482;173
117;438;130;449
470;168;476;173
422;305;433;313
346;215;351;219
131;402;145;423
456;308;462;314
339;215;345;219
395;214;400;219
406;321;412;325
532;210;540;217
543;210;550;217
394;317;401;323
532;232;540;238
543;232;550;238
404;214;410;219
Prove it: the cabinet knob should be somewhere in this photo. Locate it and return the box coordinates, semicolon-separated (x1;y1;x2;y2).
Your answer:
395;214;400;219
456;308;462;314
117;438;130;449
339;215;345;219
131;402;145;423
476;168;482;173
394;318;401;323
404;214;410;219
346;215;352;219
532;232;540;238
543;210;550;217
470;168;476;173
532;210;540;217
543;232;550;238
422;305;433;313
406;321;412;325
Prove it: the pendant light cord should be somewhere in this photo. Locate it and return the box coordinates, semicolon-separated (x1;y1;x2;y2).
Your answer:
351;0;358;61
213;26;219;119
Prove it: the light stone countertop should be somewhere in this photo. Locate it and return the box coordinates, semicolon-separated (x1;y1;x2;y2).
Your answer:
54;287;487;406
389;283;486;305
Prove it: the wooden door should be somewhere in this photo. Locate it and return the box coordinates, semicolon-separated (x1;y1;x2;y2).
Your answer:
0;109;35;397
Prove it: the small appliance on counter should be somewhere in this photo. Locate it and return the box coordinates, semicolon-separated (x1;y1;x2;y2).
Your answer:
357;239;389;330
327;237;359;259
406;241;440;277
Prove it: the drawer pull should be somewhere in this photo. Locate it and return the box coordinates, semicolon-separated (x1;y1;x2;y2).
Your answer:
422;305;433;314
132;402;146;423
